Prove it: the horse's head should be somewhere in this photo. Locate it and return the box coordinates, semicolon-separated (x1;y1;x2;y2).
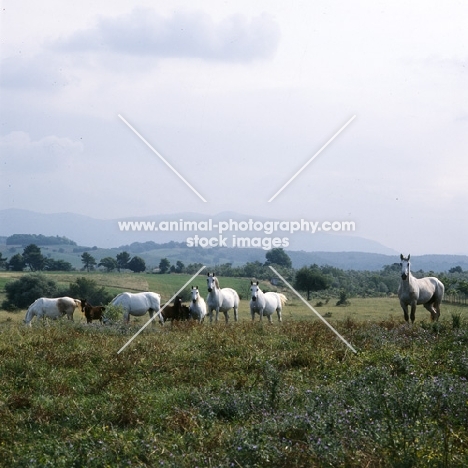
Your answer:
207;273;217;292
250;281;261;302
80;299;87;312
400;254;411;280
190;286;200;303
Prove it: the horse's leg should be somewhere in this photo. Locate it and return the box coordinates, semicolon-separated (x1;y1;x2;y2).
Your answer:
149;310;156;326
423;302;437;321
234;306;239;322
400;302;409;323
224;310;229;323
277;308;282;323
410;302;417;324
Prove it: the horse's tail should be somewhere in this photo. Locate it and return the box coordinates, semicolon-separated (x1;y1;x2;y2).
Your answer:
278;293;287;307
436;279;445;302
111;293;125;304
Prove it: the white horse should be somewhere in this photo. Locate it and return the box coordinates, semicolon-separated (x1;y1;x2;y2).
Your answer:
249;281;287;323
110;292;162;324
398;254;445;324
206;272;240;323
189;286;207;323
24;297;81;326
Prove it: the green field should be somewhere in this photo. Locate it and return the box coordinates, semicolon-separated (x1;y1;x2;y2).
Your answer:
1;270;467;326
1;272;468;466
0;270;449;323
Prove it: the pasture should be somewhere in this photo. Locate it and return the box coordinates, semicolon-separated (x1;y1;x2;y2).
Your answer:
1;272;468;466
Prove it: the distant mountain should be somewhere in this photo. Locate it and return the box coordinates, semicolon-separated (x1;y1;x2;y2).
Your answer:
0;209;396;255
1;210;468;271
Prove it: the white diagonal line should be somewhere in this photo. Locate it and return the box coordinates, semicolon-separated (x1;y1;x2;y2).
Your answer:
118;114;207;203
268;266;358;354
268;115;356;202
117;265;206;354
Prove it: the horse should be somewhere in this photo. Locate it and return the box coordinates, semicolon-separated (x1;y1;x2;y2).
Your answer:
189;286;207;323
249;281;287;323
24;297;81;326
110;291;163;325
160;296;190;322
398;254;445;324
80;299;106;324
206;272;240;323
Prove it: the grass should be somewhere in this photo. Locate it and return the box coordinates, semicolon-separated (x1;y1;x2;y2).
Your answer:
2;272;468;466
1;316;468;467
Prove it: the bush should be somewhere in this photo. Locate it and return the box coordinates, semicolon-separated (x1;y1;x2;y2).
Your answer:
2;274;59;310
66;277;113;306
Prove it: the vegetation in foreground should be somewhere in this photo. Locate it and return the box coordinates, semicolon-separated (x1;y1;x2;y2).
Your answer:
1;314;468;467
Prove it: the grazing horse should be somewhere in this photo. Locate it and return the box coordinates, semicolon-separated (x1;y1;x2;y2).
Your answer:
189;286;207;323
110;292;163;324
249;281;287;323
160;296;190;322
398;254;445;324
24;297;81;326
206;272;240;323
80;299;106;324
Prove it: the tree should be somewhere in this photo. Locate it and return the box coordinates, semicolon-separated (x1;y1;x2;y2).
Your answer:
158;258;170;274
175;260;185;273
8;253;25;271
127;256;146;273
2;274;58;310
294;265;330;300
81;252;96;272
116;251;131;272
44;258;73;271
449;266;463;274
265;248;292;268
23;244;45;271
99;257;118;272
0;252;8;270
67;277;113;305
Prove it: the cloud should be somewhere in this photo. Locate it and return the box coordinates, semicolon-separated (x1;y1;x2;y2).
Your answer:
0;54;70;90
52;8;280;62
0;132;84;173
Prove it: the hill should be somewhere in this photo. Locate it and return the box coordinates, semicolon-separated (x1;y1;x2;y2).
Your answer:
0;208;396;254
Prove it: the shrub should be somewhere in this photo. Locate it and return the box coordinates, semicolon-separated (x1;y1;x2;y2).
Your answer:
66;277;113;306
2;274;59;310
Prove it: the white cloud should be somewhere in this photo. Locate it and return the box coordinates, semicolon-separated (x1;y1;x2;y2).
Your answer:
52;8;280;62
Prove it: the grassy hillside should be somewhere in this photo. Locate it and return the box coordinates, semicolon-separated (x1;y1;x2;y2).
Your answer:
1;315;468;467
1;271;468;466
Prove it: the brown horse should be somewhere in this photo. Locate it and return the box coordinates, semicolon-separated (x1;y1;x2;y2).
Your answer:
160;296;190;322
81;299;106;324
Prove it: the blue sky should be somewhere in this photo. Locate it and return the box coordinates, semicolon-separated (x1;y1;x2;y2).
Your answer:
1;1;467;255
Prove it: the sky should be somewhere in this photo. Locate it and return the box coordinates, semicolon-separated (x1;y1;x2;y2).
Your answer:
1;1;467;255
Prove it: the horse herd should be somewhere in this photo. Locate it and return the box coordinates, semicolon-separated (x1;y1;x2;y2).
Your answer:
23;257;445;326
23;273;288;326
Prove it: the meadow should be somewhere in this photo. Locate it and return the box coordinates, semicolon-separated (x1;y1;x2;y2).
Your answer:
1;272;468;467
